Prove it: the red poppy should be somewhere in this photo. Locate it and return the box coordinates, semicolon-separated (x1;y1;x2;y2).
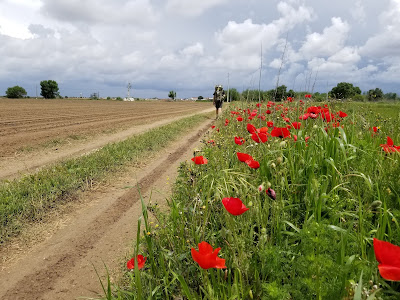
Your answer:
373;238;400;281
237;152;253;162
380;136;400;153
267;121;274;128
245;159;260;169
373;126;378;133
307;106;320;114
337;111;348;118
256;103;262;107
299;113;310;120
191;156;208;164
234;136;245;145
271;127;291;138
191;241;227;269
251;132;268;143
237;116;243;122
257;127;269;133
222;197;249;216
225;119;230;126
266;109;272;114
211;125;216;129
127;255;147;270
247;123;257;134
291;122;301;129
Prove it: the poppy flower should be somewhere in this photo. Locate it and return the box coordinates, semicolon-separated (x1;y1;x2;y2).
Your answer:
237;116;243;122
251;132;268;143
337;111;348;118
307;106;320;114
191;241;227;269
127;255;147;270
234;136;245;145
211;125;216;129
256;103;262;107
267;121;274;128
257;127;269;134
266;109;272;114
380;137;400;153
245;159;260;169
247;123;257;134
299;113;309;120
266;188;276;200
373;238;400;281
373;126;378;133
271;127;291;138
191;156;208;164
291;122;301;129
222;197;249;216
237;152;253;162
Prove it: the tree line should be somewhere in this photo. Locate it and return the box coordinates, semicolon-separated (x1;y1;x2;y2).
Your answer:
223;82;398;102
5;80;59;99
4;81;399;101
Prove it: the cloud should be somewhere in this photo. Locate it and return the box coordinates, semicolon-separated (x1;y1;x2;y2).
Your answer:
212;2;314;71
41;0;159;26
180;42;204;57
165;0;229;17
359;0;400;59
299;17;350;59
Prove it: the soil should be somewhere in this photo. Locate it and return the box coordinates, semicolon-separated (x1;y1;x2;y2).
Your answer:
0;99;212;180
0;103;215;299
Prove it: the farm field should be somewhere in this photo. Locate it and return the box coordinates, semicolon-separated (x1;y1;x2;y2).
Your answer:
0;98;212;180
109;100;400;299
0;109;215;299
0;98;211;157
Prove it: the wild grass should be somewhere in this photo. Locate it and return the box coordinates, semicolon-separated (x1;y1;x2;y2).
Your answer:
109;100;400;299
0;113;210;244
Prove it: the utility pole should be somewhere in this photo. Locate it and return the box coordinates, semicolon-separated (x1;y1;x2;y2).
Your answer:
127;83;132;99
36;85;38;98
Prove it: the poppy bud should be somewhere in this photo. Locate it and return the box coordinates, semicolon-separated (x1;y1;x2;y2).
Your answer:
266;181;271;188
270;162;276;169
276;156;283;165
266;188;276;200
370;200;382;210
279;141;286;148
258;184;264;192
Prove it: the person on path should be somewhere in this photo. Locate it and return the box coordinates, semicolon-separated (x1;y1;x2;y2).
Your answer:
213;85;226;119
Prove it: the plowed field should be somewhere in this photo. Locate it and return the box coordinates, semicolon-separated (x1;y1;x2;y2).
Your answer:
0;98;211;157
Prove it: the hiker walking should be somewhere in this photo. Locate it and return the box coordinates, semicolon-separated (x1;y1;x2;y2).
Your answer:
213;85;226;119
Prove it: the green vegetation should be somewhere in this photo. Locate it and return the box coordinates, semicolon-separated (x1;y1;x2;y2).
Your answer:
168;90;177;100
109;100;400;299
6;85;27;98
40;80;60;99
0;113;210;244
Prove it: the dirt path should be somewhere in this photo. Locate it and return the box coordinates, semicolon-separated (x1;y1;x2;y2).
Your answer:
0;107;214;180
0;116;214;299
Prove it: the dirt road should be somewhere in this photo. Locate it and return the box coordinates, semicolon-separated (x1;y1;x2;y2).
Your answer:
0;114;214;299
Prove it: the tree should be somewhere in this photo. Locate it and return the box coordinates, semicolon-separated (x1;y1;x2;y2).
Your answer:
384;92;397;100
40;80;59;99
367;88;383;101
6;86;27;98
168;90;176;100
227;88;240;101
197;96;204;100
329;82;361;99
273;85;287;101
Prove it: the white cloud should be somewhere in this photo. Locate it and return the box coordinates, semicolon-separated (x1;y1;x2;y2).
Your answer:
41;0;159;26
360;0;400;59
180;43;204;57
165;0;229;17
299;17;350;59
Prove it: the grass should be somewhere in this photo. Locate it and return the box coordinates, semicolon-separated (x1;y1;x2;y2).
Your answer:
107;100;400;299
0;113;211;244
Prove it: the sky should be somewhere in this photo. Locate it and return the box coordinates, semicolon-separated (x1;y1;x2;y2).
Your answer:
0;0;399;99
